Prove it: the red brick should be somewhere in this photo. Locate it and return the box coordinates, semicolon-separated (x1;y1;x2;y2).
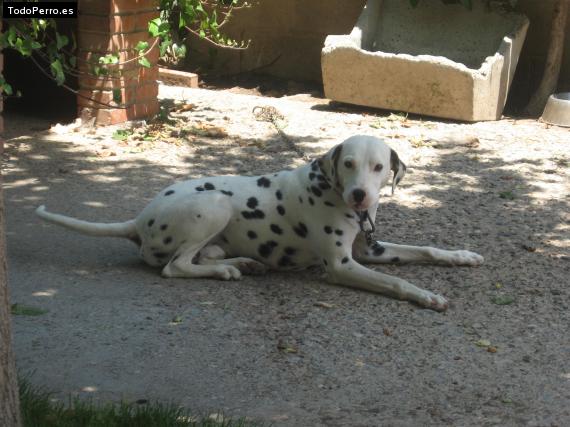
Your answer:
78;29;150;52
112;0;158;13
135;11;159;31
79;0;112;15
158;68;199;88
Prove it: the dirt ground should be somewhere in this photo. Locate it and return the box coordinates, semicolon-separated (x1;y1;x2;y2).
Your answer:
4;83;570;426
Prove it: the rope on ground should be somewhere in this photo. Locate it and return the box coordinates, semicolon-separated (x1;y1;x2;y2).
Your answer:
252;105;310;161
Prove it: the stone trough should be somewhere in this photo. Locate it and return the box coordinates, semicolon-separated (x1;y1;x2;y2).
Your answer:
321;0;529;121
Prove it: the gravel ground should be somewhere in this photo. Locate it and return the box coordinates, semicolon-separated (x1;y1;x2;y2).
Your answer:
4;85;570;426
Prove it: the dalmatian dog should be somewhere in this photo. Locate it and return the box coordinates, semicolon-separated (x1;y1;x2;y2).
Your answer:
36;135;483;311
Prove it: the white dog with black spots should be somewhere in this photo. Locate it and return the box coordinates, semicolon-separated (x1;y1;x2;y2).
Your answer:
36;135;483;311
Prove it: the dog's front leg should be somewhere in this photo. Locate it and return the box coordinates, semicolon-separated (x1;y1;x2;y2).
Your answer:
352;234;484;266
323;255;448;311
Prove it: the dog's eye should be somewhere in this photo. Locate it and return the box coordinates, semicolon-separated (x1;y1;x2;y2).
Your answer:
344;160;353;169
374;164;383;172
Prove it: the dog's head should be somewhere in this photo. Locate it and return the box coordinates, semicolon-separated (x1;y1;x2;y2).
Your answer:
318;135;406;211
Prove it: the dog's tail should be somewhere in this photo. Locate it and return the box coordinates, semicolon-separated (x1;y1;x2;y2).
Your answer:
35;205;139;241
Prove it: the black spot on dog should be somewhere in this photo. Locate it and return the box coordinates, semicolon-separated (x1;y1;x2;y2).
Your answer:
311;161;319;172
392;257;400;263
204;182;215;190
336;241;342;247
309;172;316;180
308;197;314;205
160;224;168;231
154;252;168;258
293;222;308;238
165;190;175;196
372;242;385;256
284;247;297;256
147;219;155;227
323;259;328;266
306;187;311;193
197;214;201;218
324;226;333;234
247;230;258;239
277;205;286;216
317;174;326;181
298;196;303;204
258;240;279;258
324;201;335;207
275;190;283;200
270;224;283;235
164;236;173;245
311;186;322;197
345;213;354;219
335;229;344;236
318;182;331;191
341;257;349;264
247;197;259;209
278;256;294;267
195;186;204;191
257;177;271;188
221;190;233;196
242;210;265;220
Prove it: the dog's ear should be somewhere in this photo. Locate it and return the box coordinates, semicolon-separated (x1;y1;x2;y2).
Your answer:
317;143;344;190
390;149;406;195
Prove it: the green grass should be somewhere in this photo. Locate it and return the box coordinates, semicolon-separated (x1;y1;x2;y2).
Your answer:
19;378;259;427
11;304;48;316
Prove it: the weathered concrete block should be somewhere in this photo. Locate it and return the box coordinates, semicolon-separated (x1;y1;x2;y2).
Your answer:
321;0;529;121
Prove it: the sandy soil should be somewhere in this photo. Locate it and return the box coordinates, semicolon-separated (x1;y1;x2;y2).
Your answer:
4;85;570;426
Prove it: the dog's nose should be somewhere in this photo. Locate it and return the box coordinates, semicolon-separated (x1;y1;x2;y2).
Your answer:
352;188;366;203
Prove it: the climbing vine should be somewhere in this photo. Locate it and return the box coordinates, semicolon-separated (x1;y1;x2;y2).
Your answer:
0;0;250;102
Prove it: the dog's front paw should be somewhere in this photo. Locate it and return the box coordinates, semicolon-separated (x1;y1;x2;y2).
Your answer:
214;265;242;280
448;250;484;266
234;258;268;275
416;290;448;312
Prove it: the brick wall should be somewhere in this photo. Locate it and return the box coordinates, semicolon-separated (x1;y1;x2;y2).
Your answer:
78;0;159;125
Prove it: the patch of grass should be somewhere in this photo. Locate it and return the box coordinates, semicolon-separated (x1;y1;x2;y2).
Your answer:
112;129;133;141
499;190;515;200
19;378;258;427
11;304;48;316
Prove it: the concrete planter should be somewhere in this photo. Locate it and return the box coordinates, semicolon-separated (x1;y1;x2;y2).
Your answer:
321;0;529;121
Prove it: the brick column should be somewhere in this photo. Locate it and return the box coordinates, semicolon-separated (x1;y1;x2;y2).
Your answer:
78;0;160;125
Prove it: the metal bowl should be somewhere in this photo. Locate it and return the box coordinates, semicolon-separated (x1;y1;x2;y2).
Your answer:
541;92;570;127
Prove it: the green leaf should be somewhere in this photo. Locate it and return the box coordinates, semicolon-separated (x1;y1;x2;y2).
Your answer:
148;18;162;37
491;295;515;305
11;304;48;316
113;88;122;104
56;33;69;50
138;56;151;68
135;41;149;52
50;59;65;85
1;82;14;96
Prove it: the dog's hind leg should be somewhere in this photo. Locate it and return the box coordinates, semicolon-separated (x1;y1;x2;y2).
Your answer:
196;245;268;275
162;241;242;280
